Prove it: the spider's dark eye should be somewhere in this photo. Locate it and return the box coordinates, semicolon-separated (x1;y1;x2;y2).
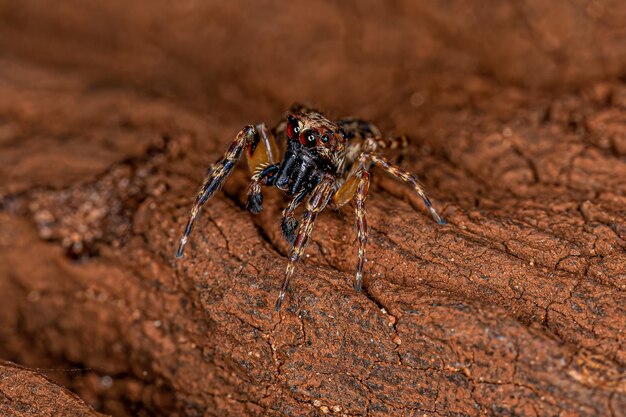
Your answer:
287;121;300;139
286;115;302;140
320;135;329;143
300;130;317;147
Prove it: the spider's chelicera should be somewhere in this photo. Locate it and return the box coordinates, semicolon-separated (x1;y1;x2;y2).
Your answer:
175;104;445;311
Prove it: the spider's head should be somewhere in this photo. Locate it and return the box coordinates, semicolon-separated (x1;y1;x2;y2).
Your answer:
285;110;347;174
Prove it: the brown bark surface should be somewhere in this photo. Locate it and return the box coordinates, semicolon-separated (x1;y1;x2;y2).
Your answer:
0;361;104;417
0;1;625;416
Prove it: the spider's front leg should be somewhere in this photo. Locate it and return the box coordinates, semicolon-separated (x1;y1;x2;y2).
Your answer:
275;175;335;311
176;123;279;258
246;123;282;213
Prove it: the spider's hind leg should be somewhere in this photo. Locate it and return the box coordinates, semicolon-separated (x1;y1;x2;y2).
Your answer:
338;118;409;170
371;134;410;155
366;153;445;225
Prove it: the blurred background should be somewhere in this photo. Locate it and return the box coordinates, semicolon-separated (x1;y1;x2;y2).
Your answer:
1;0;625;123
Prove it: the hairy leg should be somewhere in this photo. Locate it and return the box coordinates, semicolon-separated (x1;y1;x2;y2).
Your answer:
275;175;336;311
352;170;370;291
365;152;446;225
338;117;410;177
370;135;409;153
245;123;284;214
247;123;280;172
281;189;308;245
334;165;371;291
176;126;259;258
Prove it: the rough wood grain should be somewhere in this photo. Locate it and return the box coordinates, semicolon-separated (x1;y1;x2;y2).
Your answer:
0;361;104;417
0;1;624;416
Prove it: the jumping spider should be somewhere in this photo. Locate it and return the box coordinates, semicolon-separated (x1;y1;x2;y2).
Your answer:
176;104;445;311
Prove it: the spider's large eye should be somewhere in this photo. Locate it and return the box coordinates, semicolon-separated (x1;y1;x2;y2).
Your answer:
286;116;300;139
300;130;317;147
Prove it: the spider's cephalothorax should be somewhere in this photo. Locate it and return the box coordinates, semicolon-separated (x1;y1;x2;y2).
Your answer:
274;109;347;195
175;105;446;310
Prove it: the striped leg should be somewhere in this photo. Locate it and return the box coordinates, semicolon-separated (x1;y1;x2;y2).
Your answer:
175;126;257;258
370;135;409;153
366;153;446;225
339;117;409;176
280;189;308;245
353;170;370;291
275;175;335;311
333;165;371;291
246;123;280;173
246;123;283;213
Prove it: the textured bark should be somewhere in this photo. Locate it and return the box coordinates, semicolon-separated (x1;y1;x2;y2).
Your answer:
0;1;625;416
0;361;104;417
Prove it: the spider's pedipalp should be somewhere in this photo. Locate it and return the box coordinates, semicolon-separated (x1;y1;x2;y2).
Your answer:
247;163;280;214
175;126;257;258
366;153;446;225
275;175;335;311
